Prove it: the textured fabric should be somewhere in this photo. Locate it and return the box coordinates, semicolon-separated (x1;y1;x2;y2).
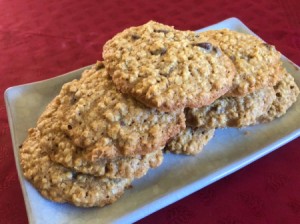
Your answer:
0;0;299;223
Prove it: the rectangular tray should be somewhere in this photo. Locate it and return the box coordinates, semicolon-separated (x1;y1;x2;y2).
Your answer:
5;17;300;224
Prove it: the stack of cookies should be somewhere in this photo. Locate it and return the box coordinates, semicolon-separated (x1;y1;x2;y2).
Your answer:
20;62;185;207
20;21;299;207
166;29;299;155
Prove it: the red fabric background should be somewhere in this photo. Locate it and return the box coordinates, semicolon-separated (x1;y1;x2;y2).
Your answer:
1;0;300;223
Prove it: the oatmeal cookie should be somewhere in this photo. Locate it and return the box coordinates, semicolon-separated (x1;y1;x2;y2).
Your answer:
166;128;215;155
37;62;185;161
48;131;163;179
258;70;299;122
199;29;281;96
19;128;132;207
42;119;163;178
38;97;163;179
186;87;276;129
103;21;236;111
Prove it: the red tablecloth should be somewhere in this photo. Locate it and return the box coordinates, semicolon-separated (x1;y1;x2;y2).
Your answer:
1;0;300;223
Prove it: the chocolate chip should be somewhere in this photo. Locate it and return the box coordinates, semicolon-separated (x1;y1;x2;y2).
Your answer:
160;48;167;55
68;124;73;130
150;47;167;55
95;62;105;70
131;34;140;40
19;144;23;149
104;166;109;173
160;65;175;77
211;105;219;112
230;55;236;61
75;147;84;154
212;47;222;56
154;29;169;34
240;54;254;62
168;65;176;75
70;95;77;104
193;42;213;51
185;112;199;127
72;171;78;180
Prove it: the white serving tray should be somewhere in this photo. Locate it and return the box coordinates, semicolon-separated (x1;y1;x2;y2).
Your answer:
5;17;300;224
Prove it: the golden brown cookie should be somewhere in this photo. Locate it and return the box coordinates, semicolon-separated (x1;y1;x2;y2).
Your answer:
37;62;185;162
20;128;132;207
103;21;236;112
38;96;163;179
199;29;281;96
165;128;215;155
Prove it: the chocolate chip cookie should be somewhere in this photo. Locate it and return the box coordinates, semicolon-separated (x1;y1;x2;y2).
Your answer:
103;21;236;111
38;62;185;161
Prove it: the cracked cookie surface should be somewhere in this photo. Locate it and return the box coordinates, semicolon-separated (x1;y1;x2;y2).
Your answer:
103;21;236;111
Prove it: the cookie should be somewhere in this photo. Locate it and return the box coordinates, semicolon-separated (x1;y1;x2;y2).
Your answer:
20;128;132;207
38;97;163;179
199;29;281;96
258;69;299;122
165;128;215;155
42;120;163;178
37;62;185;161
103;21;236;112
48;131;163;178
186;86;276;129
